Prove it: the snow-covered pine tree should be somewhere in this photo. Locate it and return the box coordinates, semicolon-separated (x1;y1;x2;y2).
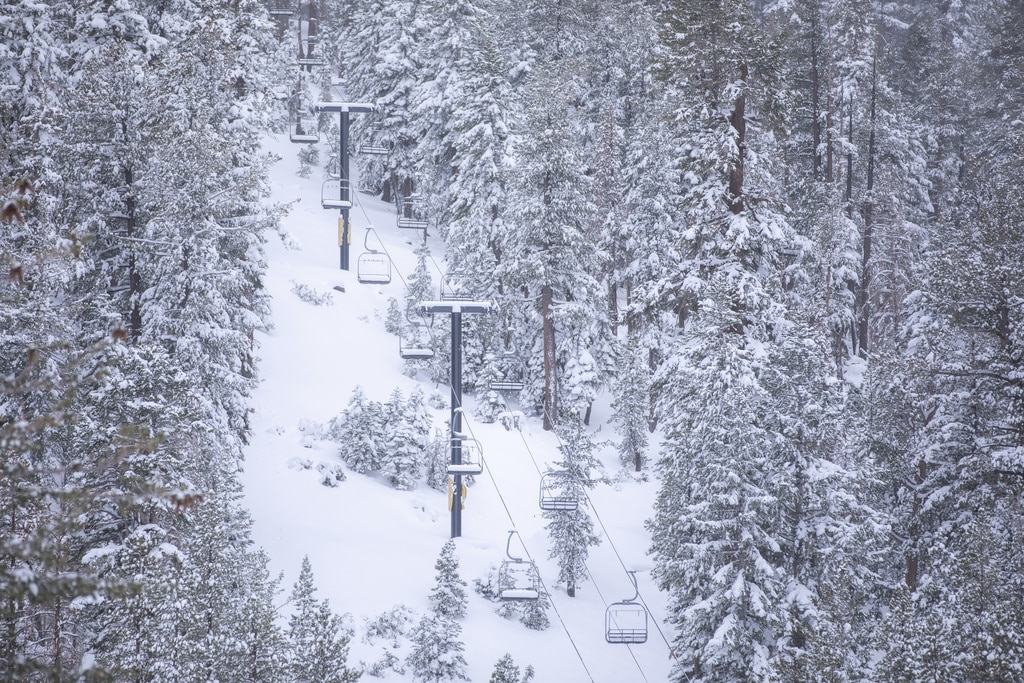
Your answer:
425;422;452;492
649;284;787;682
237;548;289;683
609;338;650;471
406;615;469;683
382;387;423;490
406;241;436;316
385;297;404;335
544;418;600;598
175;481;276;683
287;556;360;683
357;0;425;203
646;1;810;677
489;653;534;683
403;242;448;379
409;543;471;681
501;63;606;431
472;354;507;424
407;386;434;454
429;540;468;622
332;385;384;474
85;523;190;682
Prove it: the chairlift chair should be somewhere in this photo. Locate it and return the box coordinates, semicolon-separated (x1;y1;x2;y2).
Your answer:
297;56;325;68
489;348;525;393
357;253;391;284
357;126;391;155
321;179;352;209
539;471;578;511
399;314;434;360
356;229;392;285
439;273;476;302
605;571;648;644
269;0;293;15
489;378;525;392
288;116;319;144
498;531;541;602
397;198;429;231
447;436;483;475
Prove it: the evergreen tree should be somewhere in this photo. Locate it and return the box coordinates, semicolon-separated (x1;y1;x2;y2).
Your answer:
287;556;360;683
429;541;468;622
406;615;468;683
609;338;651;471
501;63;607;430
489;653;534;683
237;549;289;683
332;386;384;474
544;419;601;598
382;388;422;490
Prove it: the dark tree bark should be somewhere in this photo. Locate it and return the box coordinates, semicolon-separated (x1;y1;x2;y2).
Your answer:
542;284;556;431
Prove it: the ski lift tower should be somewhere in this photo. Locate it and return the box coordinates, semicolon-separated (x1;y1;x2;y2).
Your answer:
421;299;492;538
314;101;376;270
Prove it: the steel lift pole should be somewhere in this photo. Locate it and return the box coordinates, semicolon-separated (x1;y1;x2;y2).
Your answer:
314;101;375;270
421;300;491;538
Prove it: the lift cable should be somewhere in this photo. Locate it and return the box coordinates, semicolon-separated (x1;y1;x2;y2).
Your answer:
334;155;656;678
339;187;598;682
444;409;598;679
493;392;656;681
531;399;677;660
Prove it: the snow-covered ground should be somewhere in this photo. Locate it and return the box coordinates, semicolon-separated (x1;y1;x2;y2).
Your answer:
241;131;672;682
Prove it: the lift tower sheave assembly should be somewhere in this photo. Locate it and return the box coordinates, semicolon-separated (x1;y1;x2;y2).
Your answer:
314;101;375;270
421;300;491;538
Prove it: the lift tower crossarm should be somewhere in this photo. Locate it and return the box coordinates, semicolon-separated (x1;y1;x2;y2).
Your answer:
420;301;491;315
314;102;376;113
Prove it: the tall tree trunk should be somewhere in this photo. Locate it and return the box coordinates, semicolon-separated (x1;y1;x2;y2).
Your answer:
727;63;748;215
124;167;142;341
810;6;823;180
858;57;878;358
608;281;618;336
542;284;556;431
906;455;926;590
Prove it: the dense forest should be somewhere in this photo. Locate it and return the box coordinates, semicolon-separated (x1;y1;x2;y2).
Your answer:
2;0;1023;680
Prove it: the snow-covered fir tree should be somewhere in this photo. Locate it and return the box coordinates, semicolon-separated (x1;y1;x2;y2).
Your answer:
408;541;471;683
544;419;601;598
609;338;651;471
429;540;468;622
489;653;534;683
287;556;360;683
405;615;468;683
382;387;423;490
332;385;384;474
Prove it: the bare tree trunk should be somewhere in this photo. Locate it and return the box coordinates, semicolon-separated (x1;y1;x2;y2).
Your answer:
727;63;748;215
608;281;618;336
858;57;878;358
906;455;926;590
809;7;823;180
124;168;142;341
542;284;556;431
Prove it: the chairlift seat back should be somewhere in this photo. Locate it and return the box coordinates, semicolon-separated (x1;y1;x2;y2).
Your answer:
357;252;391;285
605;603;649;644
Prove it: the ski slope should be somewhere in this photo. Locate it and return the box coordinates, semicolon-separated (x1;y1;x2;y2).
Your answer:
241;130;673;682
